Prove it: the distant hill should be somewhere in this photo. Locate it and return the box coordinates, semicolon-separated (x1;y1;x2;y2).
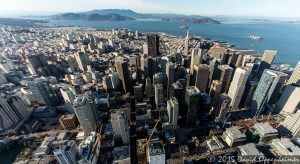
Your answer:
53;9;221;24
55;13;134;21
183;18;221;24
0;18;47;27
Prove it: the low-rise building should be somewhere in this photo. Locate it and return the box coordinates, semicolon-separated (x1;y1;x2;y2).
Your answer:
206;136;224;151
148;140;165;164
59;114;79;130
251;122;278;142
270;138;300;156
222;126;246;147
113;145;131;164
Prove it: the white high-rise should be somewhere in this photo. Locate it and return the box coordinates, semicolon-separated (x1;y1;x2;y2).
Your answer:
54;140;78;164
73;95;97;135
167;97;179;127
287;61;300;85
228;67;250;110
60;86;75;113
276;84;300;114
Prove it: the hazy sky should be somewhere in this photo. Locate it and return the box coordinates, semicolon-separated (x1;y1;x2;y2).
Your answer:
0;0;300;18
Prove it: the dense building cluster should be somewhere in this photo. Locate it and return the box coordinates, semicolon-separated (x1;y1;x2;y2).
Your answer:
0;24;300;163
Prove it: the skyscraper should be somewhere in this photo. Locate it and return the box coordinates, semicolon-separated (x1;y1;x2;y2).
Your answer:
256;50;277;79
28;79;58;106
169;82;184;107
250;69;287;117
73;95;97;135
60;86;75;113
155;83;164;106
209;59;221;87
190;48;203;68
133;84;144;101
185;86;201;127
227;67;250;110
209;80;222;103
287;61;300;85
166;62;175;97
193;64;210;92
183;30;189;56
75;52;90;72
116;60;131;93
167;97;179;127
111;110;130;145
276;84;300;114
213;94;231;123
153;73;163;86
146;34;159;57
218;65;234;93
54;140;78;164
144;57;158;80
0;98;20;130
7;96;32;120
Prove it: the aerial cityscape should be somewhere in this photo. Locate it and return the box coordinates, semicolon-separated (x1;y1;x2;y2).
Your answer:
0;0;300;164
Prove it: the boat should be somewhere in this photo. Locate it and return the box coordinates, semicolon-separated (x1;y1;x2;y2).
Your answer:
178;25;189;29
248;35;264;40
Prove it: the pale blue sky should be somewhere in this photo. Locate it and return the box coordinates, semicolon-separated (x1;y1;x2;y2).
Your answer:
0;0;299;18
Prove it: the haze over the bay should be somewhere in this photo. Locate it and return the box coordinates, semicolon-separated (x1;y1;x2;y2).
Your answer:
0;0;300;18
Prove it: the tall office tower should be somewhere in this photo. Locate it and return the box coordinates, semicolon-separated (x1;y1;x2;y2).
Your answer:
190;48;203;68
26;54;47;75
116;60;131;93
60;86;75;113
153;73;163;86
111;110;130;145
7;96;32;120
227;67;250;110
155;84;164;106
134;84;144;101
0;98;20;130
140;54;146;71
276;84;300;114
257;50;277;79
147;140;165;164
54;140;78;164
146;33;159;57
218;65;234;93
287;61;300;85
73;95;97;135
145;77;153;97
66;55;80;73
169;82;184;107
213;94;231;123
185;86;201;127
167;97;179;127
28;79;58;106
183;30;189;56
208;59;221;88
160;56;170;86
250;70;288;117
103;75;114;92
0;73;7;85
193;64;210;92
166;62;175;97
209;80;222;102
75;52;90;72
144;57;158;80
240;81;258;108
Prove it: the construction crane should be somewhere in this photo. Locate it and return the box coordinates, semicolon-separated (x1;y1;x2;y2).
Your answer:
145;108;161;162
